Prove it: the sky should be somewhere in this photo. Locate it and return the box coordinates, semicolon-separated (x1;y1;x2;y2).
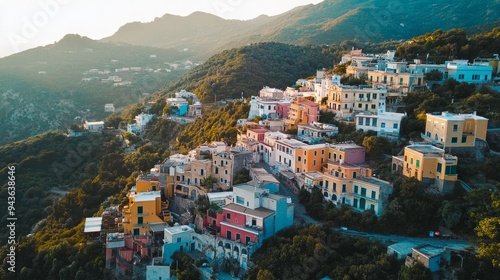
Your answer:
0;0;323;58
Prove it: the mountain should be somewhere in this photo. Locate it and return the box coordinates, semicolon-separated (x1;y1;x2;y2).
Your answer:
103;0;500;60
0;35;191;145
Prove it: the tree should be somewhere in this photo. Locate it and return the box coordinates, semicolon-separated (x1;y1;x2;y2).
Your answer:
401;262;433;280
424;69;444;81
201;176;218;191
257;269;276;280
475;192;500;267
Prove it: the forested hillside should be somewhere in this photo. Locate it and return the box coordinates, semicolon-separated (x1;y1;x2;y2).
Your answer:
397;27;500;63
0;34;189;145
159;42;337;102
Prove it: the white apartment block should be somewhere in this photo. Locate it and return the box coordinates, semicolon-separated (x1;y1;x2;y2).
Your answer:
356;111;406;139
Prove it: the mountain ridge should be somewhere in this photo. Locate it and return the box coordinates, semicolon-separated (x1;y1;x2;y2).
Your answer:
102;0;500;60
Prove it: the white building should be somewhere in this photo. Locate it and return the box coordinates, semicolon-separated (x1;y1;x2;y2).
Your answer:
274;138;307;171
259;131;290;166
84;121;104;132
259;86;284;99
356;111;406;139
104;103;115;112
129;113;154;133
297;122;338;143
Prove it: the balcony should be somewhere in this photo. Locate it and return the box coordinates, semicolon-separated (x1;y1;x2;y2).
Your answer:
350;192;378;202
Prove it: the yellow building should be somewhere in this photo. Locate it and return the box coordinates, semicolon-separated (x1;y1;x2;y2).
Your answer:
123;175;170;236
392;144;458;193
423;112;488;149
294;144;328;173
322;160;391;216
123;190;168;236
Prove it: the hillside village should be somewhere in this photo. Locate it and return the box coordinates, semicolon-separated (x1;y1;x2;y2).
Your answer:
79;48;500;279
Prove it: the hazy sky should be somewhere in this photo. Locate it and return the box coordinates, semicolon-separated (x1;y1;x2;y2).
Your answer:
0;0;323;58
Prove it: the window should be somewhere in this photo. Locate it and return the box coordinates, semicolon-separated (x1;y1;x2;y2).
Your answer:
416;160;420;168
236;196;244;205
313;160;316;166
298;156;302;162
361;188;366;196
342;184;346;193
226;213;231;219
314;151;317;156
437;163;442;173
458;74;464;80
371;191;376;199
137;206;143;214
381;122;386;128
325;180;329;189
236;233;241;241
410;158;413;164
333;183;337;192
451;137;458;143
322;150;324;155
252;219;257;226
345;93;348;98
177;237;181;243
372;119;377;126
354;185;358;193
370;204;375;211
373;93;377;99
472;74;480;80
246;236;251;244
138;217;143;224
353;199;358;208
359;94;364;98
224;170;228;175
393;123;398;129
462;136;467;143
453;124;458;132
485;75;489;81
358;103;362;108
445;165;457;175
371;104;376;109
200;169;204;176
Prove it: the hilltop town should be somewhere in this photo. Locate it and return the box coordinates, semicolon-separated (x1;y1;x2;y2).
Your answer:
77;48;500;279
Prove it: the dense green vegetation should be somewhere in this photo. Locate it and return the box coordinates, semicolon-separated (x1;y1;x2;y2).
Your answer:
0;132;107;242
246;225;403;280
397;27;500;64
0;123;172;278
174;102;250;153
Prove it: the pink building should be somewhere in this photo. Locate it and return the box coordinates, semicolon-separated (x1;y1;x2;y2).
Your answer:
286;98;320;130
276;103;291;119
247;128;268;142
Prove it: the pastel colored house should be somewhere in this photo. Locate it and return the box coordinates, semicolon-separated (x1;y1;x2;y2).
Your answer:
166;98;189;116
392;144;458;192
322;160;392;215
356;111;406;139
327;142;366;164
327;84;387;118
445;59;492;84
422;111;488;149
286;97;320;130
84;121;104;132
162;225;195;264
294;143;328;173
